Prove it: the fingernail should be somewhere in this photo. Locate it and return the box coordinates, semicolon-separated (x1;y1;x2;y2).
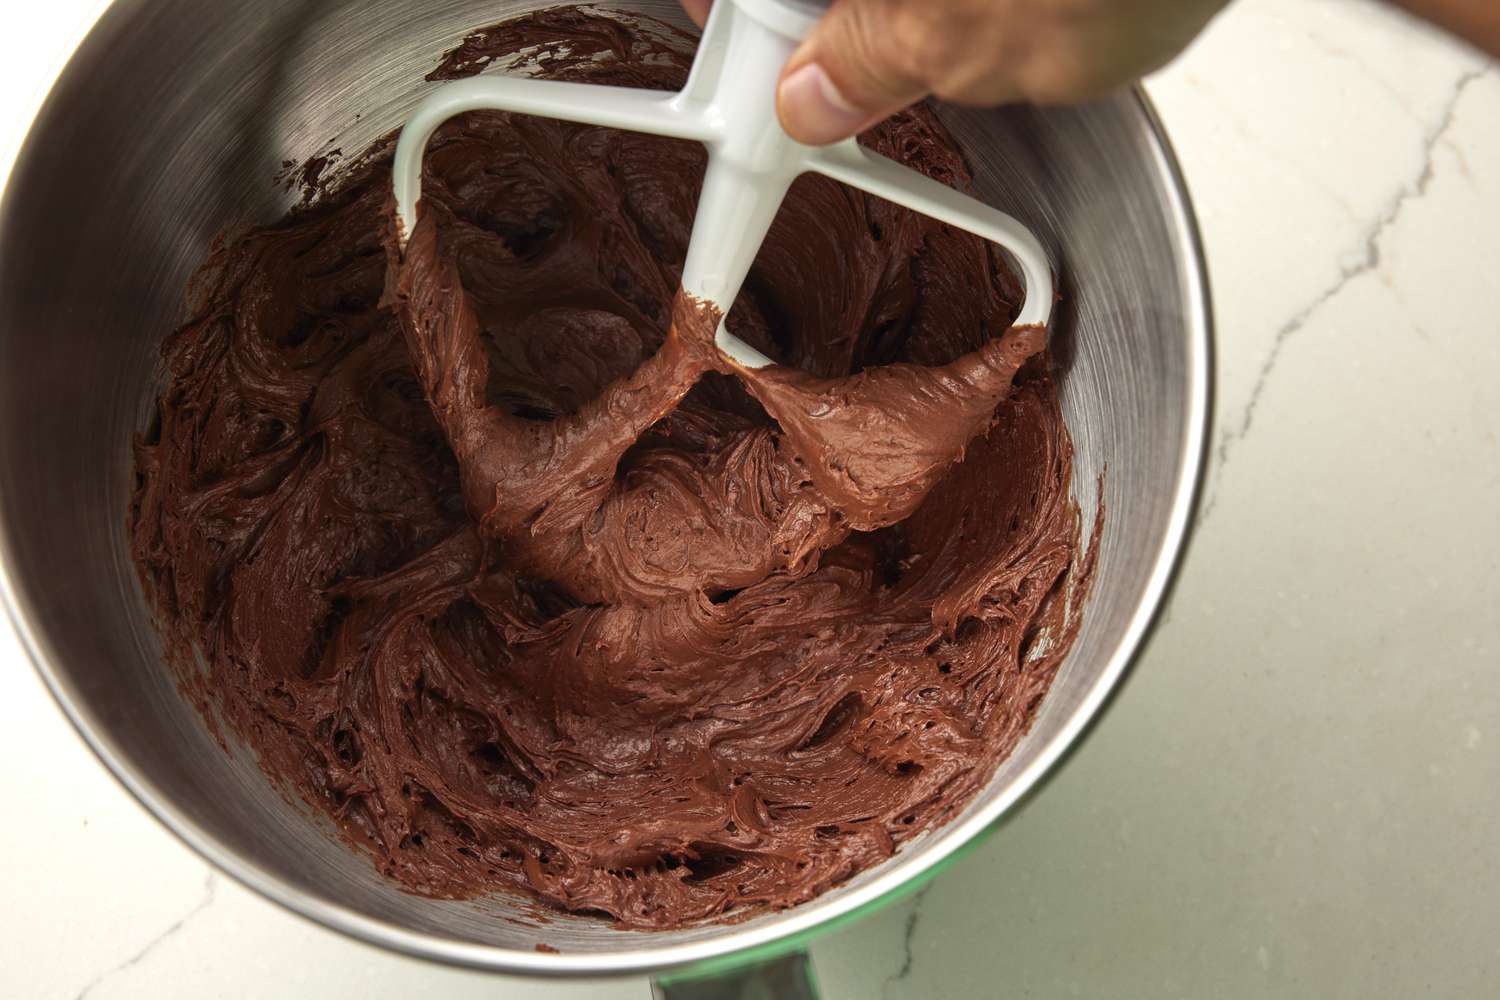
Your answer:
778;63;872;146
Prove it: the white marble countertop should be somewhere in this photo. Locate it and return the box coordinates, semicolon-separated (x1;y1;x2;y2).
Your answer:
3;1;1497;997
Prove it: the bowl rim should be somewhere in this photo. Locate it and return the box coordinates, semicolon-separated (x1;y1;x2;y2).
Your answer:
0;0;1214;979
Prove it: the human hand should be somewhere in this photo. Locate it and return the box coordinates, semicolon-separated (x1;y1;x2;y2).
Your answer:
680;0;1229;145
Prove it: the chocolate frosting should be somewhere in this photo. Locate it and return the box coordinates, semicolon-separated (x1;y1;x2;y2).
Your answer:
130;6;1093;930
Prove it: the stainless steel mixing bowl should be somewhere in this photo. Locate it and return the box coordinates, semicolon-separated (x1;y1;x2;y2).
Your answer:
0;0;1211;989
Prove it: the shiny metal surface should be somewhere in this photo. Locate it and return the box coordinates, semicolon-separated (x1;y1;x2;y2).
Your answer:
0;0;1211;979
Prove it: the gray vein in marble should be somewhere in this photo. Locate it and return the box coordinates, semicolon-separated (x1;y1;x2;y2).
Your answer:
881;885;934;999
73;870;218;1000
1200;66;1487;522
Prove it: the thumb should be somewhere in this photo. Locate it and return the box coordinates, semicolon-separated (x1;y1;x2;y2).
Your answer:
776;0;927;146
